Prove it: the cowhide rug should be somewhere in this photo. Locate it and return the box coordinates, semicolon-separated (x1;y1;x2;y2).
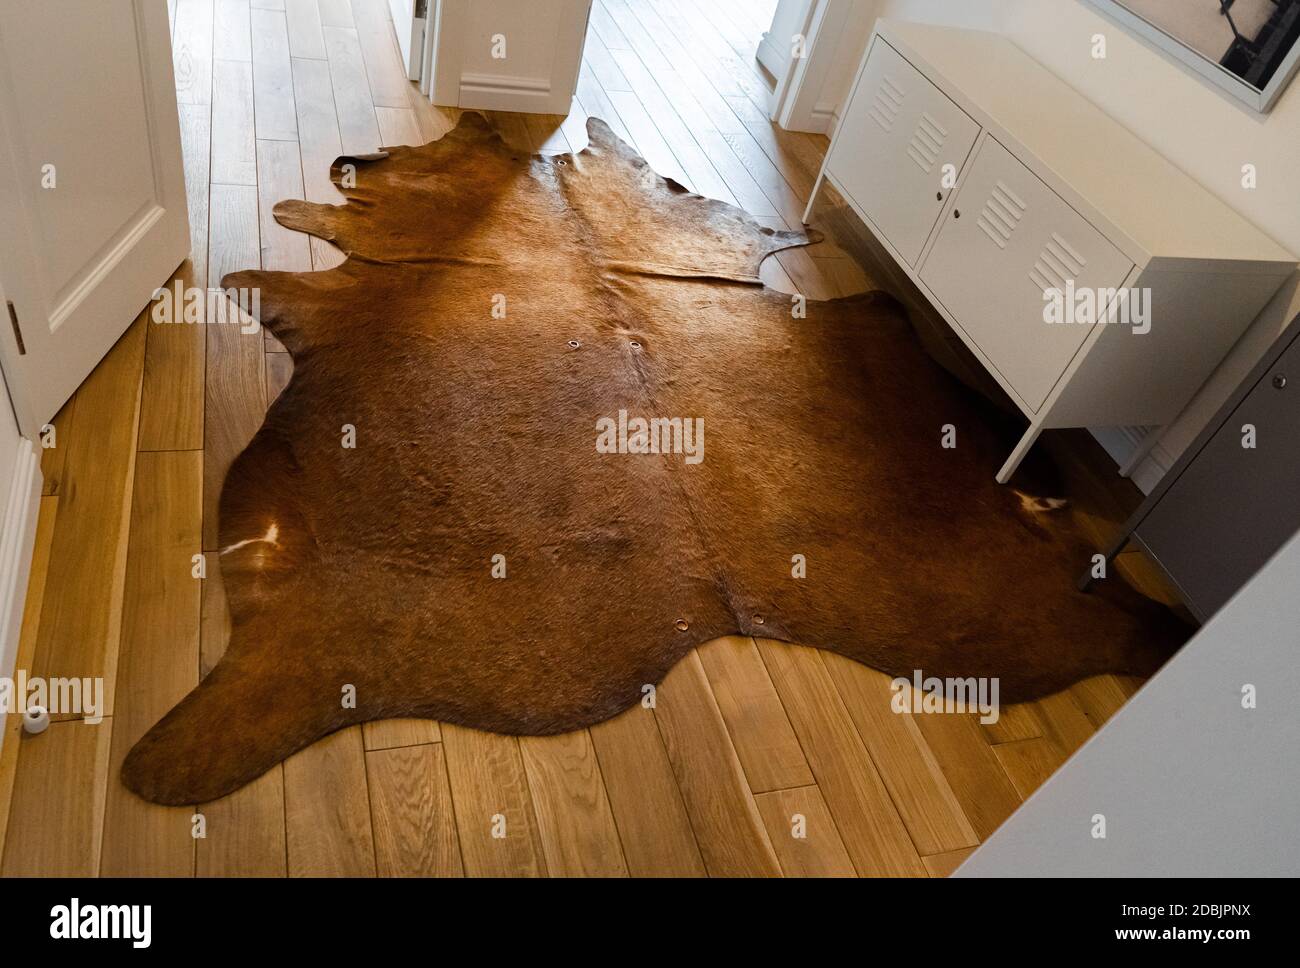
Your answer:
123;114;1185;805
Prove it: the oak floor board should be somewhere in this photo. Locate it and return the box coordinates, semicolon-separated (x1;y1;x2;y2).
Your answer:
196;767;289;876
0;496;58;858
909;699;1025;842
285;0;327;59
251;6;299;141
980;700;1044;745
284;726;377;876
323;26;382;155
652;650;780;877
174;0;216;106
1;719;114;876
754;785;856;878
29;317;146;717
38;397;73;496
757;640;926;876
923;845;977;878
375;105;421;147
256;139;313;272
519;731;630;877
821;653;978;855
264;349;295;404
441;724;548;877
139;264;206;452
588;704;707;877
696;635;813;794
211;59;258;185
318;0;355;28
203;184;266;550
358;25;411;108
366;743;464;877
993;737;1065;801
1034;689;1098;760
214;0;252;61
1071;674;1141;731
178;100;214;288
363;718;440;751
291;55;348;269
100;451;203;877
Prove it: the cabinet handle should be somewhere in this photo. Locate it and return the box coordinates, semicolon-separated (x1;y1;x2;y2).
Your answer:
1274;374;1288;390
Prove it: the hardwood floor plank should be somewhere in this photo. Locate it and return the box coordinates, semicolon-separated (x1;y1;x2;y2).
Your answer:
38;398;73;497
1035;689;1097;760
196;767;288;875
576;72;633;143
204;184;266;550
323;26;382;154
100;451;203;877
363;718;440;751
367;743;464;877
251;7;299;141
821;653;978;855
211;59;258;185
652;650;780;877
441;724;547;877
588;704;706;877
284;726;377;876
754;786;856;877
285;0;327;59
583;29;633;93
605;90;688;186
696;635;812;794
923;845;977;878
264;350;295;404
318;0;355;28
0;496;58;858
30;317;146;716
376;105;421;147
290;56;348;269
909;693;1024;841
214;0;252;61
200;544;230;676
1071;674;1139;731
519;731;629;877
1;719;114;876
257;139;313;272
174;0;216;106
756;640;926;876
139;265;206;452
980;701;1044;745
590;1;633;50
178;100;213;288
992;737;1064;800
358;24;411;108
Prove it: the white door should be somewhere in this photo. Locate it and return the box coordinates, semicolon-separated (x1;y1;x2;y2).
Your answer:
828;37;979;267
428;0;593;115
389;0;427;81
0;0;189;438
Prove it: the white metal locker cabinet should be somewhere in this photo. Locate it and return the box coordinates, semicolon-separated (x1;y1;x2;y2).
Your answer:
828;39;979;267
919;136;1134;412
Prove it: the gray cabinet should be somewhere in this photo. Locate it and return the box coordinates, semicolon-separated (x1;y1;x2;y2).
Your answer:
1089;317;1300;621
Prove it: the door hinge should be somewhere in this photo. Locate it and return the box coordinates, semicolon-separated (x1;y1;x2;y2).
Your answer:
6;300;25;355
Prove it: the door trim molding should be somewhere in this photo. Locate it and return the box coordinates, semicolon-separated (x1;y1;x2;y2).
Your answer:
0;437;42;755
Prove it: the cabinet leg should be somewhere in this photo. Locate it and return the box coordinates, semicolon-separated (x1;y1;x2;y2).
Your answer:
996;425;1043;484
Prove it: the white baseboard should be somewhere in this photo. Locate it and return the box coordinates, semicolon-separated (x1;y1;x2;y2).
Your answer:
458;72;564;113
0;438;41;759
1089;426;1174;495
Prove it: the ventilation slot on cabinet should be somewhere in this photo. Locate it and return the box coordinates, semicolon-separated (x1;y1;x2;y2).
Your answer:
1029;232;1088;294
906;112;948;173
868;74;904;132
975;181;1026;250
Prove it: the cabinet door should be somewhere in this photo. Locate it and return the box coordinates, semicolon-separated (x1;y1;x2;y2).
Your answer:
830;38;979;267
919;136;1133;412
1137;332;1300;620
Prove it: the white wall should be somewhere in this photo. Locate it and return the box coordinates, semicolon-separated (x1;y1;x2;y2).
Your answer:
957;526;1300;876
818;0;1300;476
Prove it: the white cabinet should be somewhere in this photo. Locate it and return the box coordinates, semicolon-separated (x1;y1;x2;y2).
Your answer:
832;38;978;267
921;136;1132;412
809;22;1296;483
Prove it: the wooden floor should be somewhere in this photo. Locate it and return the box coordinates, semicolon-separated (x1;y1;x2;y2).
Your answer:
0;0;1168;877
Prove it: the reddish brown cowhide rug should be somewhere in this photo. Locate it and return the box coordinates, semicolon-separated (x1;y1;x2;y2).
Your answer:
123;114;1185;804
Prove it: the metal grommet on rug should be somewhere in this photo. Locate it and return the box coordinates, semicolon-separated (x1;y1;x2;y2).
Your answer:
674;618;689;632
629;340;641;349
753;614;765;626
567;339;580;349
